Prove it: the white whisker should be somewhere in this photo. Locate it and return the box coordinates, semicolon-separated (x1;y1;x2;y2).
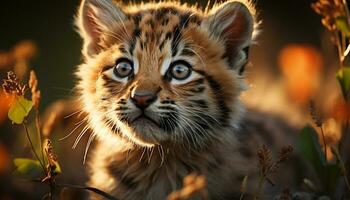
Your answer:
72;124;90;149
83;133;96;164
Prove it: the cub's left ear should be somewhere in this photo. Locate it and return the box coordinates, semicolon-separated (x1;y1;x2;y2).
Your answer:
204;1;257;74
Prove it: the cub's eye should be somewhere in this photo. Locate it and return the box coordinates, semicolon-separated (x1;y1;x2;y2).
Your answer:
170;61;192;80
113;59;133;78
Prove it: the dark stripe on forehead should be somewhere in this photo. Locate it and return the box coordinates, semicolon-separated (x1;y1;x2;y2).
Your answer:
133;28;141;38
161;17;169;26
165;32;172;40
181;44;196;57
171;25;181;57
158;32;172;51
171;13;201;57
156;7;178;19
145;19;155;29
171;13;191;57
128;40;135;55
159;40;166;51
179;12;191;28
119;45;128;54
131;13;142;26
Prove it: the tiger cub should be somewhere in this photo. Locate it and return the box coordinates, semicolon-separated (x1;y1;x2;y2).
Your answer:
74;0;295;199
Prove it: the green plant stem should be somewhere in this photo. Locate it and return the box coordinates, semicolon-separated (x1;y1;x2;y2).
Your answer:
50;178;55;200
240;177;247;200
255;170;264;200
333;145;350;192
344;174;350;193
320;126;328;161
35;108;45;167
335;31;345;68
239;193;245;200
23;122;45;172
340;118;350;166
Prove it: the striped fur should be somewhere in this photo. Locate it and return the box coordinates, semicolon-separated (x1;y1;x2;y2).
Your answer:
73;0;275;199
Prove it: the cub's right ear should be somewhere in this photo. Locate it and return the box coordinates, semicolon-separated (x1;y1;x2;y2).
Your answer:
76;0;126;58
203;1;258;74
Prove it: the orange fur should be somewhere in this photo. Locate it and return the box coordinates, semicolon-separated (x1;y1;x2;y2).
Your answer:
74;0;263;199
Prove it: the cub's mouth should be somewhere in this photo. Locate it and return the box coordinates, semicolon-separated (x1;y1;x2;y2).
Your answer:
124;113;167;146
131;114;159;127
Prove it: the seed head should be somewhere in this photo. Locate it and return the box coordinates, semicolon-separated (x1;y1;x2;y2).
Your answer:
2;71;26;96
311;0;347;31
28;70;41;108
257;145;272;176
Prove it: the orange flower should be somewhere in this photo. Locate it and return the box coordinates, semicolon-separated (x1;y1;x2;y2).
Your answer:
278;45;323;104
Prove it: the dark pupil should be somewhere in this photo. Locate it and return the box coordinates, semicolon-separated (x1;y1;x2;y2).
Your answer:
115;62;132;77
173;65;188;78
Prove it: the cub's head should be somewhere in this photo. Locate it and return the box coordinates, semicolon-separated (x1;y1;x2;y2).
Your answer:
75;0;257;149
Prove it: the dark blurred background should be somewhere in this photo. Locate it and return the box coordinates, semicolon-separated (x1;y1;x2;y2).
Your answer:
0;0;324;105
0;0;337;199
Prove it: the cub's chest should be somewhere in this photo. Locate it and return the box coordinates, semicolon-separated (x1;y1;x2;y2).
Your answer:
105;154;209;199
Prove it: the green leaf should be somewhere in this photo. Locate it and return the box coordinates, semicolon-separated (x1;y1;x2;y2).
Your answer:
297;126;341;196
336;16;350;36
54;161;62;174
297;126;326;169
336;67;350;98
13;158;43;179
8;96;33;124
321;164;341;195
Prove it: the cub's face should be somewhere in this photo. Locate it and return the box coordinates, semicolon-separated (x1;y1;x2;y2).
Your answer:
76;0;256;148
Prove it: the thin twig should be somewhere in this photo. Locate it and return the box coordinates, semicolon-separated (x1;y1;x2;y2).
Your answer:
342;0;350;21
35;109;46;167
255;170;264;200
23;122;46;172
331;146;350;192
57;183;119;200
50;179;55;200
335;31;345;67
239;193;244;200
343;44;350;58
344;174;350;193
342;32;346;54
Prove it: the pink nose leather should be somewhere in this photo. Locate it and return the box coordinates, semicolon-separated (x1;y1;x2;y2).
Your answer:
131;92;157;109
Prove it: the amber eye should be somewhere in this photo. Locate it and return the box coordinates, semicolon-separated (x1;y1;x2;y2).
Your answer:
170;61;192;80
113;59;133;78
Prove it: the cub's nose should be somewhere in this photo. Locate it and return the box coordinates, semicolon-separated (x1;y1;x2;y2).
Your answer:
130;91;157;109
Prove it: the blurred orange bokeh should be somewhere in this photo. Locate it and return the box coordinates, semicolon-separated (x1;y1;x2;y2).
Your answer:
0;143;10;175
330;99;350;123
278;45;323;105
0;92;13;124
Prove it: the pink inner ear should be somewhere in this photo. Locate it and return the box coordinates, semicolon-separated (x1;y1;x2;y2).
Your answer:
221;10;252;62
222;11;250;46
